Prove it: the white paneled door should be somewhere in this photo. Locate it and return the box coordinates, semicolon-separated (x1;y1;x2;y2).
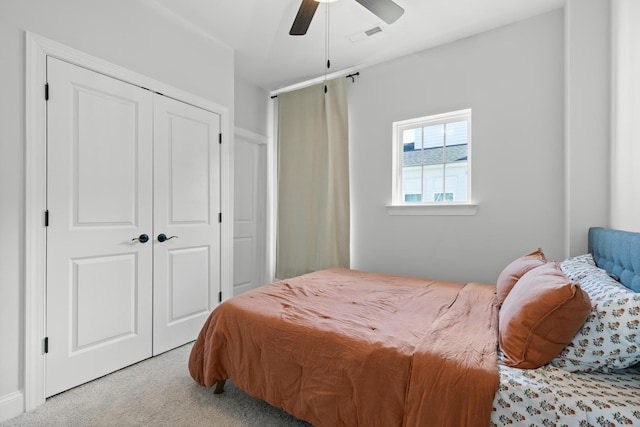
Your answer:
233;135;266;295
152;95;220;355
45;57;220;396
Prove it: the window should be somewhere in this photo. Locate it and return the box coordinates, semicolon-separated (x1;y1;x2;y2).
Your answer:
392;109;472;209
434;192;454;202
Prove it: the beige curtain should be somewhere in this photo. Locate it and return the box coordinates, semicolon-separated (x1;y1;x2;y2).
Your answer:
276;77;350;279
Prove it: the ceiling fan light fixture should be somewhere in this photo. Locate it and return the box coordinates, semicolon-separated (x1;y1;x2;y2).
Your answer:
290;0;404;36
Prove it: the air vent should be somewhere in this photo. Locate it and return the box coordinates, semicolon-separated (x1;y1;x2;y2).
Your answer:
365;26;382;36
348;24;384;43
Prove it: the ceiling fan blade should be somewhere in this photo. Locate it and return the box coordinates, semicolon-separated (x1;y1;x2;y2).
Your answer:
290;0;320;36
355;0;405;24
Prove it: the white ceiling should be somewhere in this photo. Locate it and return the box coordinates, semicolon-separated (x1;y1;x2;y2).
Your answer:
147;0;565;92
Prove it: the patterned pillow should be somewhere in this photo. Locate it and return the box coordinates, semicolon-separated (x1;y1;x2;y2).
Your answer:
560;253;596;271
553;256;640;372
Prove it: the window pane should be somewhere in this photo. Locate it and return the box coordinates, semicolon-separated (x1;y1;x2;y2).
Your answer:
402;166;421;203
414;127;423;150
424;165;468;203
423;124;444;149
444;162;468;202
433;193;454;202
403;127;425;151
402;127;423;150
403;147;421;168
443;143;467;163
402;128;417;151
443;120;468;203
423;164;444;202
445;121;468;146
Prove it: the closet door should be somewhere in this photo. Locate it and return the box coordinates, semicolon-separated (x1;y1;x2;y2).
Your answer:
46;57;154;397
233;135;267;295
152;94;221;355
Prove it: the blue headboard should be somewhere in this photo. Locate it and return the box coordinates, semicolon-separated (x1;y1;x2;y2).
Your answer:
588;227;640;292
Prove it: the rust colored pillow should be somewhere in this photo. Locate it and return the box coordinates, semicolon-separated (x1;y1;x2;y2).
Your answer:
496;248;546;307
499;262;591;369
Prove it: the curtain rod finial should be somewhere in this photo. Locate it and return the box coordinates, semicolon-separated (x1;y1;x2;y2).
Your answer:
346;72;360;83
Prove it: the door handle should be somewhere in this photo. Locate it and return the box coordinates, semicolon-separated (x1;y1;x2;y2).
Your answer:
157;233;178;243
132;234;150;243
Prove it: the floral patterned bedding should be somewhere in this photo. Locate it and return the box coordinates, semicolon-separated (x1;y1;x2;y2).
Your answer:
492;229;640;427
491;362;640;426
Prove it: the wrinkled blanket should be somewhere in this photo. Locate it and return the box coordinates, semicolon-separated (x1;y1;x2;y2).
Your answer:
189;268;499;426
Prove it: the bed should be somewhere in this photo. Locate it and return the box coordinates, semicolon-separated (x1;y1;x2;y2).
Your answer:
189;227;640;426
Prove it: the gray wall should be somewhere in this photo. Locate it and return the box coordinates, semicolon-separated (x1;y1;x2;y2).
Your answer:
564;0;611;255
611;0;640;232
0;0;233;416
348;3;613;284
235;75;269;135
348;10;567;284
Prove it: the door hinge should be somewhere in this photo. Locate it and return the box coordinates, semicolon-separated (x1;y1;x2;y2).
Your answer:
45;83;49;101
218;291;222;303
44;210;49;227
44;337;49;354
219;133;222;144
218;212;222;223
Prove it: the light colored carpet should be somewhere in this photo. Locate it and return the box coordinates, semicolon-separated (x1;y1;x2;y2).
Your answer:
3;343;311;427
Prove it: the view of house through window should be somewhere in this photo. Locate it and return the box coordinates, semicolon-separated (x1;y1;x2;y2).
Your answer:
393;109;471;204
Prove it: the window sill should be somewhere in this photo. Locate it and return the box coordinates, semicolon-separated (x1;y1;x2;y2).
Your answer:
386;203;479;216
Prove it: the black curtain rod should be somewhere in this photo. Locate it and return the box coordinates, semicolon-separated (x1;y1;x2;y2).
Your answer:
270;72;360;99
345;72;360;82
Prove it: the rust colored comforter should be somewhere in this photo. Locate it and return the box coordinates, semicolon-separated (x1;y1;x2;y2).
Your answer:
189;268;499;427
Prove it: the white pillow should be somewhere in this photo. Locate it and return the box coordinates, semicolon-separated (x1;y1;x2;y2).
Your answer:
553;255;640;372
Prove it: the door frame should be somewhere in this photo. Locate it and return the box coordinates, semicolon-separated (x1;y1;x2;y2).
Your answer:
24;32;233;411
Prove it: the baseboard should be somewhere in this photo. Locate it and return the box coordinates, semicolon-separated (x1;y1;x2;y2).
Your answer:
0;391;24;422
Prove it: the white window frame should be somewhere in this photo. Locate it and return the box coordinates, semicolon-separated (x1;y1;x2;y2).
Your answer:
388;108;478;216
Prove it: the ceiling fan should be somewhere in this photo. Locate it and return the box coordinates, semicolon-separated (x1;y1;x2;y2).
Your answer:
290;0;405;36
